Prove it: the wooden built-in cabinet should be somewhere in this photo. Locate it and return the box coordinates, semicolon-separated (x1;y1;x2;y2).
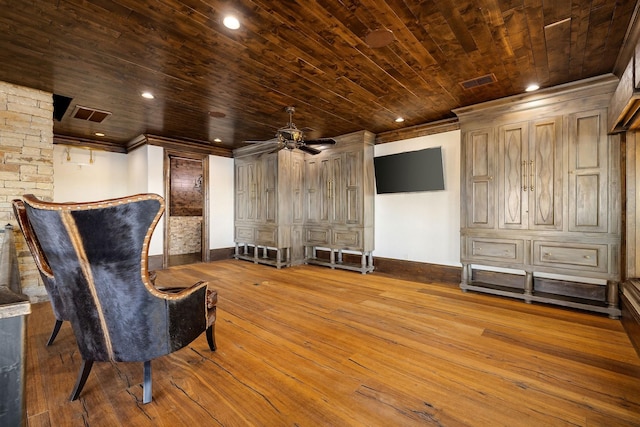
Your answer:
455;75;622;318
233;130;375;273
303;131;375;273
233;148;305;268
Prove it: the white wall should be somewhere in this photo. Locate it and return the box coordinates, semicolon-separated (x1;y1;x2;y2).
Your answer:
374;130;461;266
209;155;235;249
53;145;129;201
53;144;234;257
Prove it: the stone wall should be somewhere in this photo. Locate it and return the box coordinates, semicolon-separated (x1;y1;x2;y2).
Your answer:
169;216;202;255
0;81;54;301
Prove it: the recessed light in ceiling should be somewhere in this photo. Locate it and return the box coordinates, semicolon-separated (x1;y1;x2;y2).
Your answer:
214;138;222;143
525;84;540;92
141;92;154;99
223;15;240;30
395;117;405;123
95;132;105;137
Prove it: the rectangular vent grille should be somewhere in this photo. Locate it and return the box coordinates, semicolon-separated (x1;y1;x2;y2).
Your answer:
71;105;112;123
460;73;497;90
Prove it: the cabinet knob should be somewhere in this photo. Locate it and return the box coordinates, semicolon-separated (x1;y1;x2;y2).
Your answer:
584;255;591;259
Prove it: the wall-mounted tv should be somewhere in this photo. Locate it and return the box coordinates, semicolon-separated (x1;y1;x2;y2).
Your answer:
374;147;445;194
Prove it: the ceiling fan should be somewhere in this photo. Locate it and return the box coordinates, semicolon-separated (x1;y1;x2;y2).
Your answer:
246;106;336;155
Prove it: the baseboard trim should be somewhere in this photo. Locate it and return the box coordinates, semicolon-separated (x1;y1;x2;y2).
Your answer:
372;257;461;285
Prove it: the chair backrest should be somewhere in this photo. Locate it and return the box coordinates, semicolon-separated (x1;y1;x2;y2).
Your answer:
12;199;68;322
22;193;176;363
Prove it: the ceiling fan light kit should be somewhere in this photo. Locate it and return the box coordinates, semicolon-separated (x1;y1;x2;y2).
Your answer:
247;106;337;155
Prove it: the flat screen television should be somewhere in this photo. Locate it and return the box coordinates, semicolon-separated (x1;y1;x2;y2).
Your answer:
374;147;445;194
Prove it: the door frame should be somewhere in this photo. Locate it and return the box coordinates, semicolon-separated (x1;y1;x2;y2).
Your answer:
163;149;210;268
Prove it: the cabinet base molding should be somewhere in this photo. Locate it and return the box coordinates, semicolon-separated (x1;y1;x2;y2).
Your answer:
305;247;374;274
234;243;292;269
461;266;621;319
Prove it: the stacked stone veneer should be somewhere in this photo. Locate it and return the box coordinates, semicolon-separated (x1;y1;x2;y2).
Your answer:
169;216;202;255
0;81;54;301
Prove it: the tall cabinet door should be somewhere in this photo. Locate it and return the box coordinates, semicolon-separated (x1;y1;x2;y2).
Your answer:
235;159;260;221
498;122;528;230
465;128;496;229
344;150;363;225
304;158;320;223
568;109;609;233
529;116;563;230
263;153;277;223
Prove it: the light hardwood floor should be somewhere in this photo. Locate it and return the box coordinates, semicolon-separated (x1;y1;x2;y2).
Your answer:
25;260;640;426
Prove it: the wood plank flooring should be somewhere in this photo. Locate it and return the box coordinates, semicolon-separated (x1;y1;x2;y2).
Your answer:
25;260;640;426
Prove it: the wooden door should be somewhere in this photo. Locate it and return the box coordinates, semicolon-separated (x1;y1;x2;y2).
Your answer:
236;159;261;222
344;150;362;225
304;158;320;223
498;122;528;230
529;116;563;230
568;109;608;233
465;128;496;229
263;153;277;223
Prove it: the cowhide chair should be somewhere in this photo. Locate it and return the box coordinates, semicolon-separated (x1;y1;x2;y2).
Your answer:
13;199;69;346
21;193;217;404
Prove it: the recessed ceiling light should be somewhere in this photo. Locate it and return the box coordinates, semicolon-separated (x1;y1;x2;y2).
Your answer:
395;117;405;123
525;84;540;92
214;138;222;143
95;132;105;137
223;15;240;30
141;92;154;99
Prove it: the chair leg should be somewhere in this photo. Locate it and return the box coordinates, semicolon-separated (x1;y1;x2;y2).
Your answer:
206;324;216;351
69;360;94;401
143;360;152;404
46;319;63;346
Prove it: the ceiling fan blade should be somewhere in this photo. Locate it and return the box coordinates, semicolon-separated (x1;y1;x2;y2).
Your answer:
304;138;336;145
298;145;321;155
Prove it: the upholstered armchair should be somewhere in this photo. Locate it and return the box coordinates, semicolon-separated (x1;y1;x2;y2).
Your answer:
12;199;69;346
21;193;217;404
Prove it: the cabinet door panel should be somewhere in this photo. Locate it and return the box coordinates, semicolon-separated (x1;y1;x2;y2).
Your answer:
330;155;343;223
263;154;277;222
305;159;320;222
568;110;608;232
498;123;527;229
235;163;248;221
292;154;304;223
235;161;260;221
533;241;607;272
530;117;562;230
468;237;524;263
344;151;362;224
466;128;495;228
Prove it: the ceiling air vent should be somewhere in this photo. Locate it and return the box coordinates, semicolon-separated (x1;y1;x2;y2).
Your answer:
460;73;497;90
71;105;112;123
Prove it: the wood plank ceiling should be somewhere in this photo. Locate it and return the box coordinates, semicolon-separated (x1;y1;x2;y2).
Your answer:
0;0;636;153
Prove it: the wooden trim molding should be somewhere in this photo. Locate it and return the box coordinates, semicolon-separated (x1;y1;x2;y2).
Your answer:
375;117;460;144
128;134;233;157
53;134;127;153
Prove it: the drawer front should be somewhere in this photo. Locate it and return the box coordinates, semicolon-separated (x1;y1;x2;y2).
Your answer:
235;226;254;242
255;227;278;246
304;228;330;245
468;238;524;263
533;241;607;272
332;229;362;249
